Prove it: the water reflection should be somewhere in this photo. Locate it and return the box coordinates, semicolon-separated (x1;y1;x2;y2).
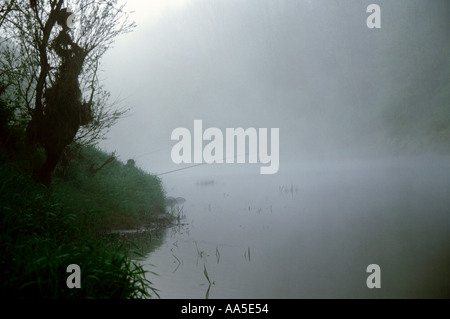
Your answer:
134;157;450;299
108;225;168;261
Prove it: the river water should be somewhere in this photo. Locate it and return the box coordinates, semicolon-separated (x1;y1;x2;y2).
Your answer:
134;156;450;298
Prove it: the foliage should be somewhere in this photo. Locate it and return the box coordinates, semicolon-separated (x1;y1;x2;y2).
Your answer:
52;145;168;231
0;0;15;29
0;159;159;298
1;0;135;143
0;0;135;185
0;147;168;298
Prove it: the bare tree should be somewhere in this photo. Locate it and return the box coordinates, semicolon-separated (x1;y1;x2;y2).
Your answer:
0;0;135;185
0;0;16;29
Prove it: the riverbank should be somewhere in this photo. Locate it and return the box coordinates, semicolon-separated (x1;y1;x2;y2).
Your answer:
0;146;172;298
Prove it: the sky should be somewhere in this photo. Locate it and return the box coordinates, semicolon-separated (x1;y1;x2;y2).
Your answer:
97;0;449;176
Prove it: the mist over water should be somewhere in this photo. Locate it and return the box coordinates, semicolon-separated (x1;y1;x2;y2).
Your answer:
97;0;450;298
101;0;449;172
137;156;450;298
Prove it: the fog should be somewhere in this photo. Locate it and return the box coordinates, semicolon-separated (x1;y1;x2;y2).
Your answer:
143;156;449;298
96;0;449;298
99;0;449;174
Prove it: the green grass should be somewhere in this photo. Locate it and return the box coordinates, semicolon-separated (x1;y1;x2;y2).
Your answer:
0;145;171;299
51;145;169;231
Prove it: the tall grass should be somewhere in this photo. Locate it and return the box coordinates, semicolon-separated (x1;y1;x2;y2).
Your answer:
51;145;168;231
0;145;169;299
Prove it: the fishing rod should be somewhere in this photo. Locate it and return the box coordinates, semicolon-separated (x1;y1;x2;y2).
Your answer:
156;163;206;176
156;151;253;177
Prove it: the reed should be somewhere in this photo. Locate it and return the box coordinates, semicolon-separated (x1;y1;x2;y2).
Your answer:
0;152;163;298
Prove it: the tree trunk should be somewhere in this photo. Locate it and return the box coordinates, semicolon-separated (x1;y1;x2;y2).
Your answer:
32;147;62;187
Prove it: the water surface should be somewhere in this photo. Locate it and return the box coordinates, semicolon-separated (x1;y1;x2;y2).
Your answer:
137;156;450;298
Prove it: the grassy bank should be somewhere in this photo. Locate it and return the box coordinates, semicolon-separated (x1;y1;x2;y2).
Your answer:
52;146;169;232
0;146;171;299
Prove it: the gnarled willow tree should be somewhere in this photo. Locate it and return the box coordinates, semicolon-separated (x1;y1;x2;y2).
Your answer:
0;0;135;185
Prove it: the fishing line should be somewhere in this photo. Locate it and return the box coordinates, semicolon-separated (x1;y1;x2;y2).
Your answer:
156;151;254;176
156;163;206;176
